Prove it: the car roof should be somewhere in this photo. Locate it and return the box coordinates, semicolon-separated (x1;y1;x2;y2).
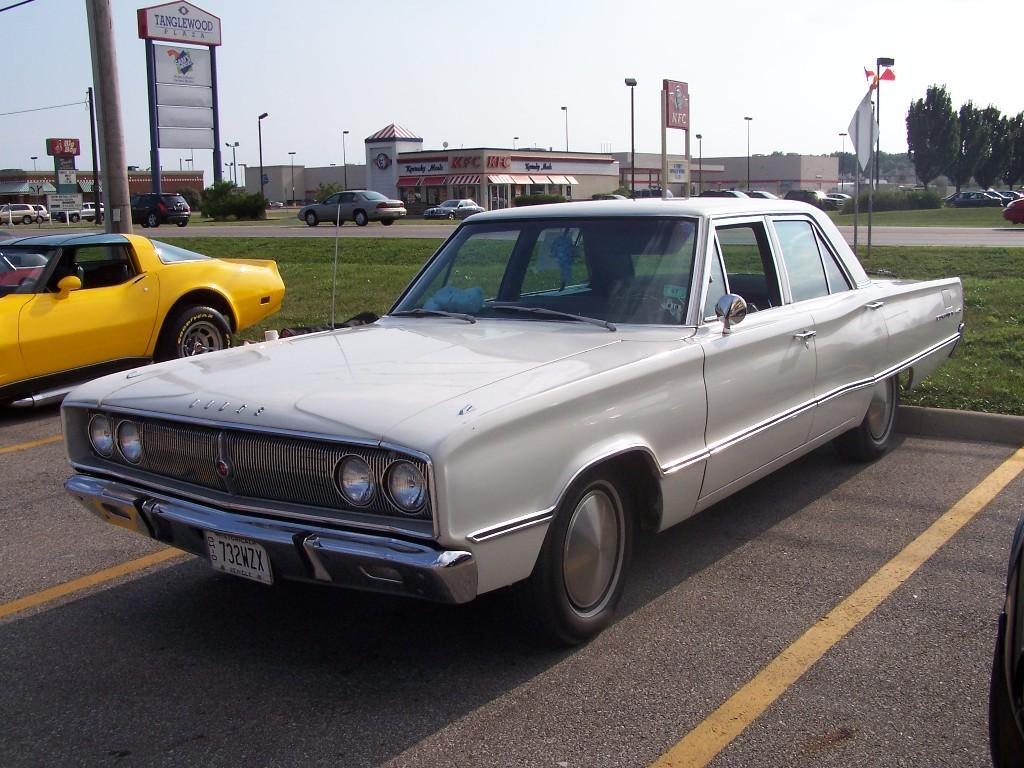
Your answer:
0;233;131;247
467;197;822;222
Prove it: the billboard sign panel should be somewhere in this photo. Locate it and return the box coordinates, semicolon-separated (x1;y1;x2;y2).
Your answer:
663;79;689;130
154;44;211;87
46;193;83;212
137;2;221;46
158;127;214;149
46;138;81;156
157;83;213;108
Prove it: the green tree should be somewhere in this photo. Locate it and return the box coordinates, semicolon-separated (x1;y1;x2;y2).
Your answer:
950;102;987;192
973;106;1004;189
906;85;958;189
315;182;341;201
1008;112;1024;189
999;114;1020;188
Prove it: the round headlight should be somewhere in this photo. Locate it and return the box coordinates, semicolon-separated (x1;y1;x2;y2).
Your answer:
336;455;375;506
88;414;114;457
116;420;143;464
387;461;426;513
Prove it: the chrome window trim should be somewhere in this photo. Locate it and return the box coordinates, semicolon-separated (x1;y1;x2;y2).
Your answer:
468;509;556;543
703;215;786;323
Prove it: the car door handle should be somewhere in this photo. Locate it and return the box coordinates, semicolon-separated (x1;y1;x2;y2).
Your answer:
792;330;816;340
864;301;885;309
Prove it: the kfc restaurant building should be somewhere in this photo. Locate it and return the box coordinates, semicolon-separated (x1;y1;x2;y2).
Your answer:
365;124;620;211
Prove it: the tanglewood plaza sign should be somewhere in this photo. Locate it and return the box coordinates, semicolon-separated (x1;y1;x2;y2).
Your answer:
137;1;221;46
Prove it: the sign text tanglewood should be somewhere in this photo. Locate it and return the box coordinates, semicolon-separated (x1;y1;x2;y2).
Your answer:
138;3;222;46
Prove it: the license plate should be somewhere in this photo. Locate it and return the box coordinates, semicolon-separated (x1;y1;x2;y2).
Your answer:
205;531;273;585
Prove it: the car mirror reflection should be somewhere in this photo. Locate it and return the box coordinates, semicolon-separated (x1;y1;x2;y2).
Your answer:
715;293;747;333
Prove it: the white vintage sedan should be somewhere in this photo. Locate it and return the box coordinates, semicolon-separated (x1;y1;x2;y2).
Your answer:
62;199;964;644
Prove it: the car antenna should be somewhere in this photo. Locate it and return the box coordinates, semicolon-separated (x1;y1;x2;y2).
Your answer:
331;198;341;328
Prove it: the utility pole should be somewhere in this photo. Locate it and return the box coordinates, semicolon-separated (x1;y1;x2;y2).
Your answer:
85;0;132;234
87;86;102;223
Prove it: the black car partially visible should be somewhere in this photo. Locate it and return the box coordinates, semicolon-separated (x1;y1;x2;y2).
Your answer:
131;193;191;228
991;511;1024;767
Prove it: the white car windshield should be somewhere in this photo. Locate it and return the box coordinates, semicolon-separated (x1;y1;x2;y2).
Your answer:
393;217;699;326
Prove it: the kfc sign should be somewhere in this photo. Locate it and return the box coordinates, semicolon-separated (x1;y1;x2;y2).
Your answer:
486;156;511;169
663;79;689;130
450;156;481;169
46;138;81;156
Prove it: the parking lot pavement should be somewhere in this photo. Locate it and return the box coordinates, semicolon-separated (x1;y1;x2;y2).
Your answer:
0;415;1019;767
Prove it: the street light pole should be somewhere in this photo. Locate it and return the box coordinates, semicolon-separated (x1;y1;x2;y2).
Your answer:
30;156;37;171
226;141;239;186
561;106;568;152
695;134;703;194
257;112;268;199
288;151;296;205
838;131;847;190
624;78;637;199
744;117;753;190
513;136;519;150
875;57;894;191
342;130;349;190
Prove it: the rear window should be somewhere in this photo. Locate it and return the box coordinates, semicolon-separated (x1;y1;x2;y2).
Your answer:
161;195;187;205
151;240;209;264
360;191;388;201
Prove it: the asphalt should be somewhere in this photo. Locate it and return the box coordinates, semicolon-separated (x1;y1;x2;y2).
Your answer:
0;405;1019;767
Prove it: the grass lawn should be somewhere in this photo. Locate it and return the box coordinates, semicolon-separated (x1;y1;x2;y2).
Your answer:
830;207;1010;228
177;238;1022;416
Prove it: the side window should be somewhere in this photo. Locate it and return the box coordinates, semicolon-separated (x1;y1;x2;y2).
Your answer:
713;221;781;312
67;245;136;290
323;194;340;204
773;220;829;302
339;193;356;203
815;231;852;293
703;244;727;319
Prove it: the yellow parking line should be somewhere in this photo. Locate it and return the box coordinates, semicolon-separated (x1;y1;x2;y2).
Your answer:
652;446;1024;768
0;549;186;621
0;434;62;455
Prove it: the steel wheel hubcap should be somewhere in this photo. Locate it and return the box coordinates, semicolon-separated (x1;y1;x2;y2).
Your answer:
180;321;223;356
563;487;622;613
866;379;894;440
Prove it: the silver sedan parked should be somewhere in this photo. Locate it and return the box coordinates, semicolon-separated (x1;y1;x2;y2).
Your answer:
423;199;485;220
298;190;407;227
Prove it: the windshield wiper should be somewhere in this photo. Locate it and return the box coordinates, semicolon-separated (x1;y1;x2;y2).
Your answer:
487;302;616;331
389;308;476;324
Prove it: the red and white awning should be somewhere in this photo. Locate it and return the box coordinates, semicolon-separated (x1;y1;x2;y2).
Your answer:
423;175;446;186
396;176;421;188
509;174;533;184
547;174;570;185
445;175;480;185
488;174;516;184
528;175;551;184
564;175;579;185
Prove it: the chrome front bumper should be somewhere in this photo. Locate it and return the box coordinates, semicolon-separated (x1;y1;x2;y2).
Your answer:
65;474;477;604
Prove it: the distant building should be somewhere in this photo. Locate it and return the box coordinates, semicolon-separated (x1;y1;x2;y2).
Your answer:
699;154;839;195
0;169;204;203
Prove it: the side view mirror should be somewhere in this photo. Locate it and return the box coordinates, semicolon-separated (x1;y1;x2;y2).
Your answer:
56;275;82;298
715;293;747;333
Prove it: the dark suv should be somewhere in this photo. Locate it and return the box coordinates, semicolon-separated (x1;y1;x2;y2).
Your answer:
784;189;839;211
131;193;191;228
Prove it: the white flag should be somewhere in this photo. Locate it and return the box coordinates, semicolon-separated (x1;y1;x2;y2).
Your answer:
848;90;877;172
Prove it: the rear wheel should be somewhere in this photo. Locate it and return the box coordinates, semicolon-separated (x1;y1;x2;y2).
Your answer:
176;219;188;228
381;218;394;226
520;470;632;646
834;375;898;462
70;213;81;223
21;215;32;225
146;212;159;228
305;211;319;227
156;305;232;361
354;210;368;227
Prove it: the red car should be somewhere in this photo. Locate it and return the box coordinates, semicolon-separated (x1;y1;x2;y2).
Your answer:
1002;198;1024;224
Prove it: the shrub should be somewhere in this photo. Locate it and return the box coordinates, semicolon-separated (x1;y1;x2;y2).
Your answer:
513;193;566;207
200;180;267;220
841;187;941;214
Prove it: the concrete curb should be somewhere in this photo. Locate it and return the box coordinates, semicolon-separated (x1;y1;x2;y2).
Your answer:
897;405;1024;446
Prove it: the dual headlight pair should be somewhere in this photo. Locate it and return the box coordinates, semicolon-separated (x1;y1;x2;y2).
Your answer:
88;414;143;464
336;455;426;514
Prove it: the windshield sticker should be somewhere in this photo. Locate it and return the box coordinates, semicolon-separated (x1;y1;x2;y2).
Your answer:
663;284;687;299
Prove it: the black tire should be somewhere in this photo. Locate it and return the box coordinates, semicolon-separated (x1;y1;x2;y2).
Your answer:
146;212;159;228
381;218;394;226
354;210;368;227
833;375;898;462
305;211;319;227
176;219;188;228
70;213;81;223
520;469;632;646
156;305;232;361
989;617;1024;766
21;215;32;225
447;212;455;220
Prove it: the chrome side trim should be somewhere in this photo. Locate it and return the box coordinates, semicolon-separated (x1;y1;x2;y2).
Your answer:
468;508;556;543
11;385;78;408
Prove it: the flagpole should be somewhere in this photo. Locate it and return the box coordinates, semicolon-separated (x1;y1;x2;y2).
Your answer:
867;98;874;262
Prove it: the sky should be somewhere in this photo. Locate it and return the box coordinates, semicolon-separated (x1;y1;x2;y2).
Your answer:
1;0;1019;186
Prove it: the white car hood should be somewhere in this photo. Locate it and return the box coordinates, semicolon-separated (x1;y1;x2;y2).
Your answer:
77;319;624;442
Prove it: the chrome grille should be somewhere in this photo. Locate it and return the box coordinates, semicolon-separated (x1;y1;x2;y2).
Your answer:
100;413;431;521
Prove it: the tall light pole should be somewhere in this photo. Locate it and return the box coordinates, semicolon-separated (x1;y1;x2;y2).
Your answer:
513;136;519;150
838;131;847;190
226;141;239;185
624;78;637;199
30;156;37;172
288;151;296;205
695;134;703;194
561;106;568;152
875;56;894;191
341;130;349;189
257;112;268;198
744;116;753;190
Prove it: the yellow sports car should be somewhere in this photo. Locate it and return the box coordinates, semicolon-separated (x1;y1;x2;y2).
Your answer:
0;232;284;407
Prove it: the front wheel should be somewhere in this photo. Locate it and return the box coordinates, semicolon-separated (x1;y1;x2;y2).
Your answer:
305;211;319;227
381;218;394;226
70;213;81;223
833;375;898;462
354;210;368;227
146;212;159;228
447;212;455;220
21;215;32;225
520;470;632;646
176;219;188;228
156;305;232;361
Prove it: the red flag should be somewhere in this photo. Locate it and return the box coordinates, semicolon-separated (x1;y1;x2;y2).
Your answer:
879;67;896;81
864;67;875;81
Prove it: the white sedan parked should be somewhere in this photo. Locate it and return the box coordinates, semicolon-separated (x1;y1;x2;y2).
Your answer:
62;198;963;645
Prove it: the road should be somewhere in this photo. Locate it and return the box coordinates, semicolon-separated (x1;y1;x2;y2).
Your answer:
2;404;1020;767
9;221;1024;246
